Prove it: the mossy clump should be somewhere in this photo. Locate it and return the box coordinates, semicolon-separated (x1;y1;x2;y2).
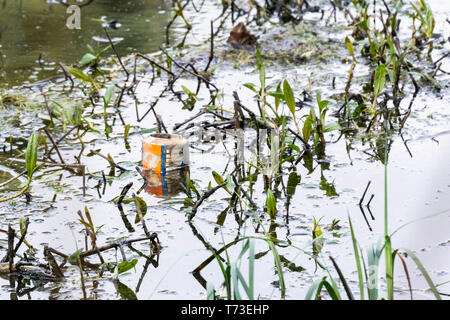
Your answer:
0;94;28;109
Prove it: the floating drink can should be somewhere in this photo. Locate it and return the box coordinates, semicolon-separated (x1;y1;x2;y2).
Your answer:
142;133;189;174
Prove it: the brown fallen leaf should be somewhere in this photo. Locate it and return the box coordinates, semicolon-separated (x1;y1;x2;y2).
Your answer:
226;22;257;48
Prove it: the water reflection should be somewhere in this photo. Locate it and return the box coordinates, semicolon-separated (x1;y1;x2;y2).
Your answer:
144;167;188;198
0;0;171;86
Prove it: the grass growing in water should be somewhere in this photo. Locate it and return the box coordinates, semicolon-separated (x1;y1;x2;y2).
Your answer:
306;120;445;300
0;131;42;203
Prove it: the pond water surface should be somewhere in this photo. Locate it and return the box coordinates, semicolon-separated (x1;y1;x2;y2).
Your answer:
0;0;170;86
0;0;449;300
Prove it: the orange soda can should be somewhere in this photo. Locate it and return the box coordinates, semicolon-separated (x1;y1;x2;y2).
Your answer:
142;133;189;175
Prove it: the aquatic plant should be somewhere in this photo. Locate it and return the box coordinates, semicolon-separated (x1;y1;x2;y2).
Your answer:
0;131;42;203
0;0;447;300
196;218;286;300
306;122;444;300
301;91;341;153
79;44;111;71
410;0;435;45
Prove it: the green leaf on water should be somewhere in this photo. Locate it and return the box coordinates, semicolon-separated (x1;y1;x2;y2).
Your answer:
283;80;296;116
302;117;313;142
373;64;387;98
345;36;354;58
78;219;93;231
226;174;234;191
307;276;341;300
117;259;138;274
273;82;283;111
184;197;195;206
353;103;366;118
73;103;83;124
255;50;265;90
213;171;232;195
316;91;329;113
103;85;114;108
243;83;257;92
287;171;301;196
313;218;323;238
114;280;138;300
186;172;200;199
312;218;324;256
267;91;285;100
87;44;95;55
25;131;39;180
357;19;369;32
134;196;148;223
181;85;197;100
323;122;342;132
124;124;130;140
266;189;276;219
67;67;92;83
19;218;25;235
212;171;224;185
32;163;45;176
79;53;97;65
287;143;300;152
68;249;83;265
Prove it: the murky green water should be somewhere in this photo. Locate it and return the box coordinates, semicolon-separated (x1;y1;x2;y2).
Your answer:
0;0;170;86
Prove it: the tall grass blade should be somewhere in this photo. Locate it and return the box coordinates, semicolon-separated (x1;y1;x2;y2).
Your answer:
211;249;231;299
305;279;322;300
329;256;354;300
236;267;251;298
348;214;364;299
255;50;265;92
400;248;442;300
395;250;414;299
359;245;370;298
321;279;341;300
383;119;394;299
268;239;285;298
325;271;342;300
385;235;394;299
312;277;340;300
231;263;242;300
234;239;254;299
248;239;255;300
251;213;285;298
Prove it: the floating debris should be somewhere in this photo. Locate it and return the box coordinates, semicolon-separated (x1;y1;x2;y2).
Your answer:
226;22;257;48
142;133;190;174
102;19;122;30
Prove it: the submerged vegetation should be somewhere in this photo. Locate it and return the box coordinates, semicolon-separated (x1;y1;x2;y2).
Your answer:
0;0;449;300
